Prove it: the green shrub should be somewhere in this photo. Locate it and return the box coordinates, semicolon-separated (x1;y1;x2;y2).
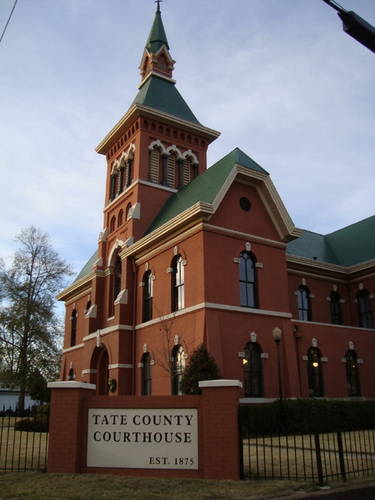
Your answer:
239;399;375;437
14;404;49;432
180;344;220;394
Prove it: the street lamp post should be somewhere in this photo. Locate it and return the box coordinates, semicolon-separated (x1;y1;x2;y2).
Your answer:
322;0;375;53
272;327;283;413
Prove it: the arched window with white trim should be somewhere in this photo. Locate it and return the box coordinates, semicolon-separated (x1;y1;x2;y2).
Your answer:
143;270;153;322
297;285;311;321
171;255;184;312
357;289;373;328
345;349;361;397
243;342;263;397
70;309;77;347
239;251;258;308
307;346;324;397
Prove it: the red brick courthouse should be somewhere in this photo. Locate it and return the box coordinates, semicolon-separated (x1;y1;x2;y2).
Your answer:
49;4;375;479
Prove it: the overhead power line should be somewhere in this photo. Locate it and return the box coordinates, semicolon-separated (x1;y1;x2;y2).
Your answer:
0;0;18;46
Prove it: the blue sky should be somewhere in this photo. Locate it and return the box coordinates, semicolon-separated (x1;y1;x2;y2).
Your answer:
0;0;374;284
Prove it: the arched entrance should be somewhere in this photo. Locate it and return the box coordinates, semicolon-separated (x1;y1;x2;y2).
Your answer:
90;346;109;395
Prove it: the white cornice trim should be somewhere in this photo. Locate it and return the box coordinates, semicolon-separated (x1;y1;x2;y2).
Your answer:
135;302;291;330
203;223;286;249
83;324;134;342
56;273;94;301
48;381;96;390
287;255;375;276
138;179;178;193
199;379;242;389
121;201;213;259
108;364;133;369
291;319;375;332
205;302;292;318
96;104;220;154
63;343;84;353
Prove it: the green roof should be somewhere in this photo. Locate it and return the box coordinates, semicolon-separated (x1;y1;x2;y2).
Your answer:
132;75;200;125
73;250;97;284
147;148;268;233
287;215;375;266
145;9;169;54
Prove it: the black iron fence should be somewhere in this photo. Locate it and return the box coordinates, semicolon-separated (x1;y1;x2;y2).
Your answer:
239;401;375;485
0;405;49;472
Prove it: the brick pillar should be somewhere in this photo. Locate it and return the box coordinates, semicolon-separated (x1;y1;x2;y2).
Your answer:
199;380;242;480
47;381;95;473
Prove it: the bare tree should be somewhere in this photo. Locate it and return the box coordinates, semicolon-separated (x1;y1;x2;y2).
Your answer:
0;226;71;409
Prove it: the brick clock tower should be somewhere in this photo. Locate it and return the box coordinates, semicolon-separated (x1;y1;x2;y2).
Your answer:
58;4;219;395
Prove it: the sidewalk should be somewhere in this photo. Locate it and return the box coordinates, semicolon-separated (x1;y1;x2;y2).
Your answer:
282;481;375;499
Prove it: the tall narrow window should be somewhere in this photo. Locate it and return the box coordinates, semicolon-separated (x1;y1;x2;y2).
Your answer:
113;255;122;301
141;352;152;395
118;167;125;194
239;251;258;308
167;153;177;188
149;148;161;183
110;215;116;233
183;158;191;185
297;285;311;321
109;173;116;201
70;309;77;346
171;255;184;312
330;291;342;324
126;159;133;187
243;342;263;397
143;271;153;322
118;209;123;227
357;289;373;328
307;347;324;397
171;345;185;395
345;349;361;397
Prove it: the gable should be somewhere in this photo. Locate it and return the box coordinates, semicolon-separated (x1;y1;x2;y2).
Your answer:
208;181;281;241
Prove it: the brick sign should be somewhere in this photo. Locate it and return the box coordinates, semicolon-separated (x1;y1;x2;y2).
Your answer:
86;408;198;469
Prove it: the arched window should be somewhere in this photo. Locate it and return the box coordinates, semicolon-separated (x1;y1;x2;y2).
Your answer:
171;255;184;312
330;291;342;324
126;203;132;220
113;255;122;302
68;368;75;380
118;167;125;194
357;289;373;328
167;153;177;188
110;215;116;233
125;159;133;187
345;349;361;397
171;344;185;395
109;172;118;201
183;157;192;185
307;347;324;397
118;209;123;227
149;147;161;183
239;251;258;308
143;271;153;322
297;285;311;321
70;309;77;346
141;352;152;395
243;342;263;397
86;300;91;313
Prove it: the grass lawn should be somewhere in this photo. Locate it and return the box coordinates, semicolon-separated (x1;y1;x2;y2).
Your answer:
0;472;318;499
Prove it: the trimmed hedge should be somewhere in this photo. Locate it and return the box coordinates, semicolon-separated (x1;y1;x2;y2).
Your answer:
14;405;49;433
239;399;375;436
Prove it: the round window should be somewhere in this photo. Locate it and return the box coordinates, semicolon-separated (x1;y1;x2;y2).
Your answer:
240;197;251;212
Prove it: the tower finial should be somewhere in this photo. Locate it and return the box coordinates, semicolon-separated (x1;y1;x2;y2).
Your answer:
155;0;162;13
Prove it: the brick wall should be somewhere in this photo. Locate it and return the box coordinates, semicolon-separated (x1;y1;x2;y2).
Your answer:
47;380;242;480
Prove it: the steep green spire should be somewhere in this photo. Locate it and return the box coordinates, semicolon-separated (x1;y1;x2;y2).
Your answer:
145;4;170;53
